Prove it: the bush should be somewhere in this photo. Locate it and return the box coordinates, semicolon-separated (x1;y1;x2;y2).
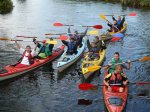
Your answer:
0;0;13;14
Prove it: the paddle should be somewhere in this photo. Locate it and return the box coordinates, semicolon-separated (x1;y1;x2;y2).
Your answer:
87;30;99;35
112;33;124;38
78;82;150;90
87;56;150;72
0;37;57;44
110;37;121;42
46;35;68;41
105;12;137;16
0;37;23;41
53;22;103;29
16;36;37;38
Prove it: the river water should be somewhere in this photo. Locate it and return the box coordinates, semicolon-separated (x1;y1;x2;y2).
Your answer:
0;0;150;112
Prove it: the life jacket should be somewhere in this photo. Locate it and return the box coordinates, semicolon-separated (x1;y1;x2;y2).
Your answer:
110;73;123;81
39;44;52;57
68;41;77;53
21;51;34;64
109;58;123;73
106;72;125;84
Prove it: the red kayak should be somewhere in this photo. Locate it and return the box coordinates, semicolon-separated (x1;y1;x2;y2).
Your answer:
103;70;128;112
0;45;65;82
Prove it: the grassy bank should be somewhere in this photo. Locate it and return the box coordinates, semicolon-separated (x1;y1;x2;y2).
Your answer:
103;0;150;8
0;0;13;14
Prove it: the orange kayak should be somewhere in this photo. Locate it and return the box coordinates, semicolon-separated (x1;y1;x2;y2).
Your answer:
0;45;65;82
103;70;128;112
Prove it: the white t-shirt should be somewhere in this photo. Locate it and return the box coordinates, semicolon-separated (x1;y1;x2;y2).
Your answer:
20;48;36;65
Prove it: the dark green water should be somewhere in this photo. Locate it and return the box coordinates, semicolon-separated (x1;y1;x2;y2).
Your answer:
0;0;150;112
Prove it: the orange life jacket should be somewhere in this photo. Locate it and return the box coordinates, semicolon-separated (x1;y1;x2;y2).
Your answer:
110;72;123;82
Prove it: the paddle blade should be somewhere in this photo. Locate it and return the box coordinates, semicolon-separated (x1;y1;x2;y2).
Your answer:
78;83;95;90
112;33;124;38
46;40;57;44
87;30;99;35
0;37;10;40
58;35;68;40
139;56;150;62
128;12;137;16
111;37;121;42
93;25;103;29
87;66;101;72
99;14;107;20
16;36;37;38
53;22;64;26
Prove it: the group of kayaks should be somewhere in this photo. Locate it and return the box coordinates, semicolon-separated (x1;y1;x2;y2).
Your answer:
0;22;127;111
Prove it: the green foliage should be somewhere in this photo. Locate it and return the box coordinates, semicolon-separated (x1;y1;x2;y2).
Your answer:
0;0;13;14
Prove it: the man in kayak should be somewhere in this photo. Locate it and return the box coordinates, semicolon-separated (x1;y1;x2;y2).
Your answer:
94;36;106;51
104;65;128;92
68;27;88;47
33;38;54;59
106;52;131;73
13;40;37;68
61;36;78;55
112;15;125;29
87;36;106;60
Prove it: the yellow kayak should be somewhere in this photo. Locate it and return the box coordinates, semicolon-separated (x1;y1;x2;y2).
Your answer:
108;22;128;35
82;49;106;79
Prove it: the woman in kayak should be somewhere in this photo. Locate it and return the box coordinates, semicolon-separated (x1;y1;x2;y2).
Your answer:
68;27;88;47
106;52;131;73
61;36;78;55
14;40;37;68
104;65;128;92
107;20;119;33
33;38;54;59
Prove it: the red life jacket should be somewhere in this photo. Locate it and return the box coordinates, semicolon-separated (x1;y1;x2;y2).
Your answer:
110;72;123;81
21;51;33;64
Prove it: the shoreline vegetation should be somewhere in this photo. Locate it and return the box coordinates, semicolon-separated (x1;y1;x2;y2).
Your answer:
0;0;13;14
102;0;150;8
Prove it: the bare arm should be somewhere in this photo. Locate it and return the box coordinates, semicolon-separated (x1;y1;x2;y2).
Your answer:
15;40;20;49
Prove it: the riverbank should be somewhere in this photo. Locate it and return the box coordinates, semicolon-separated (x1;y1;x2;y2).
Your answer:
0;0;13;14
103;0;150;8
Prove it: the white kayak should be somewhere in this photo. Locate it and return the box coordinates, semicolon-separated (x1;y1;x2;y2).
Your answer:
57;38;87;72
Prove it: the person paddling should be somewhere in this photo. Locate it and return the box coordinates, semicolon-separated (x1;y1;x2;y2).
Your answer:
104;65;128;92
33;38;54;59
61;36;78;55
106;52;131;73
68;27;88;47
14;40;36;68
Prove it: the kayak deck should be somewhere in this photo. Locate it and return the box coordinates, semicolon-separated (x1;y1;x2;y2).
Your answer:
103;70;128;112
